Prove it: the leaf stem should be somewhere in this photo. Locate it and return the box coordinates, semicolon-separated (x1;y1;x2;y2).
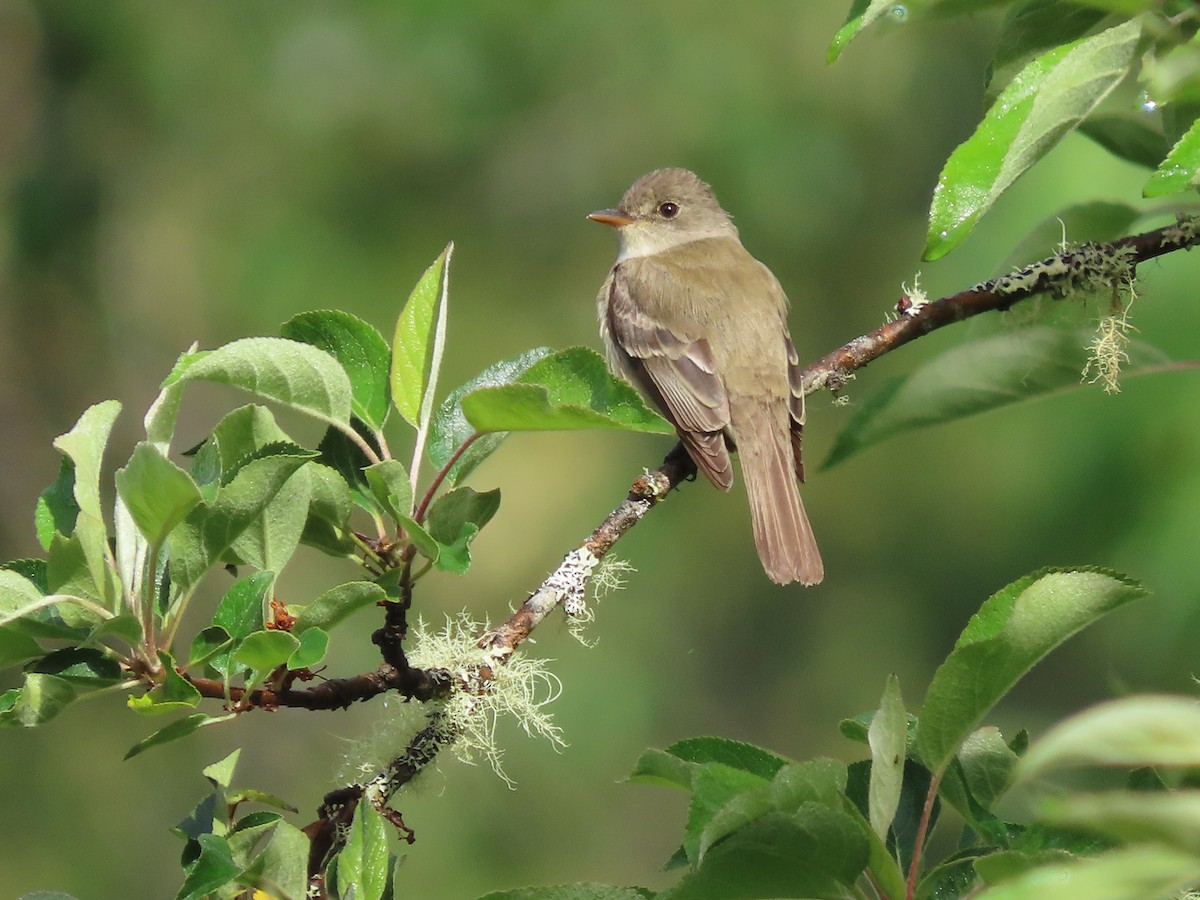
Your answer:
413;432;480;523
905;768;943;900
335;420;382;466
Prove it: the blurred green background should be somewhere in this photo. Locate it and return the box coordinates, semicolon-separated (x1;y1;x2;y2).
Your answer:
1;2;1198;897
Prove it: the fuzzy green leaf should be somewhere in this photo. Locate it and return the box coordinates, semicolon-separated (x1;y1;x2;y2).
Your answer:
391;244;452;428
167;450;312;593
282;309;391;432
35;459;79;552
0;673;76;727
973;845;1200;900
292;581;386;634
823;328;1171;470
428;347;554;486
168;337;354;428
177;833;240;900
916;568;1146;774
1018;695;1200;780
52;400;122;610
868;674;907;841
925;18;1143;260
461;347;671;435
115;443;203;550
424;486;501;575
229;462;313;573
288;627;328;670
338;801;390;900
208;572;273;678
234;630;300;684
364;459;413;521
1144;114;1200;197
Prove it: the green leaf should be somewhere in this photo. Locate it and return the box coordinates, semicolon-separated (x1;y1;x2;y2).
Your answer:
391;243;453;428
229;461;312;572
925;18;1143;260
427;347;554;486
697;759;850;862
204;748;242;791
1079;114;1171;169
868;674;906;840
1018;695;1200;780
232;818;308;900
916;568;1147;774
167;450;311;594
0;673;76;727
663;736;790;780
233;629;300;685
973;844;1200;900
461;347;672;435
35;459;79;551
629;747;697;790
292;581;386;633
661;808;869;900
299;462;356;557
52;400;122;609
338;801;390;900
45;535;106;627
1041;790;1200;857
0;626;42;668
316;423;378;515
199;405;293;482
130;651;202;715
1144;114;1200;196
478;887;653;900
177;833;240;900
684;763;772;863
364;459;414;521
0;568;46;622
958;726;1019;810
282;309;391;432
208;571;273;678
124;713;229;760
424;486;501;575
987;0;1109;98
287;626;328;670
168;337;354;428
188;626;233;669
115;443;203;550
827;0;902;64
822;328;1170;470
27;646;122;686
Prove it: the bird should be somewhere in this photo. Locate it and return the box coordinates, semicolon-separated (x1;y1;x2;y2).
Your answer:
589;167;823;585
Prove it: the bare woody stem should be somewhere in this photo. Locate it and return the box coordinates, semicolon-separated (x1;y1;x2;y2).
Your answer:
801;217;1199;395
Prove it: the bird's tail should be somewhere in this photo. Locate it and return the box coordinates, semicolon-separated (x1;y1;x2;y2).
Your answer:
732;402;824;586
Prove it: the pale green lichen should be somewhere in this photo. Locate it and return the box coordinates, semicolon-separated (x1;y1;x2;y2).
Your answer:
1082;289;1138;395
336;613;565;788
408;614;564;786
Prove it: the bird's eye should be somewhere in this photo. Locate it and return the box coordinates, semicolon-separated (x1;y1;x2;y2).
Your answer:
657;201;679;219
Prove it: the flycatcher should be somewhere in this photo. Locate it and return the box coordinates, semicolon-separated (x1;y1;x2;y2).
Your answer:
589;168;823;586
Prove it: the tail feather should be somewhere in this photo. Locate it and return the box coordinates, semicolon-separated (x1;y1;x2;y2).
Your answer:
732;403;823;586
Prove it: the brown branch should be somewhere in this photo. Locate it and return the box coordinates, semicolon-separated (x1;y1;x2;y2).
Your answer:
478;442;696;661
184;662;451;711
801;216;1199;394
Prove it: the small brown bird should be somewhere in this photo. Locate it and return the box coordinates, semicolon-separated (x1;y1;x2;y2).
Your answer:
589;168;823;585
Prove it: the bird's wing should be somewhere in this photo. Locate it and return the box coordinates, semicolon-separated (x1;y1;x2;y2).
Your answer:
605;267;734;490
784;331;806;483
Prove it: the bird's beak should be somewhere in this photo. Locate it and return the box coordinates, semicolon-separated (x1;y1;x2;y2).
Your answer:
587;208;635;227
